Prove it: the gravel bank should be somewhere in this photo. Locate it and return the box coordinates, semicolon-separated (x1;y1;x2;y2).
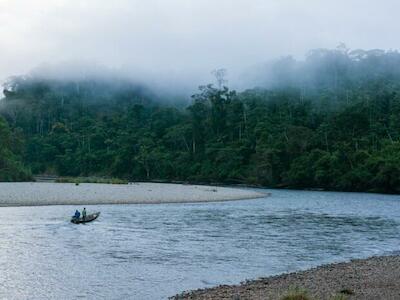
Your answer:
0;182;266;206
172;255;400;300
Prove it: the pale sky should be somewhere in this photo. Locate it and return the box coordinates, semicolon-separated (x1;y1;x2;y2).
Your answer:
0;0;399;87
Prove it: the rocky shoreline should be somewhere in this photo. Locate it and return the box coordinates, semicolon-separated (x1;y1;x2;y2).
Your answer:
172;255;400;300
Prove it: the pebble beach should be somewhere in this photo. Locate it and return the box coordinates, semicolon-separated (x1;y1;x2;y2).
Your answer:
0;182;266;206
172;255;400;300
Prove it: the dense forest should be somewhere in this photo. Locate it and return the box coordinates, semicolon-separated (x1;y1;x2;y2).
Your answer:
0;117;31;181
1;47;400;193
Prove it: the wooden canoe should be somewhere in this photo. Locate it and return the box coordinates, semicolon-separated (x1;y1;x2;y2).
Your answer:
71;212;100;224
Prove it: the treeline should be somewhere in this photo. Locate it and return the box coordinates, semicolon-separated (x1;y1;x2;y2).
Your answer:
0;117;31;181
1;47;400;193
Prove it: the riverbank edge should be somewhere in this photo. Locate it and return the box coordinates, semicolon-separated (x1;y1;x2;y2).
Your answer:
30;175;400;195
171;254;400;299
0;182;268;207
0;194;268;208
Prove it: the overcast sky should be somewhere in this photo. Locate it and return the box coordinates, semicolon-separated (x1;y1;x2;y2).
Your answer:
0;0;399;87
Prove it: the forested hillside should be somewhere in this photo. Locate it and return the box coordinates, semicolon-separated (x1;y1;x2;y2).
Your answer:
0;116;31;181
1;47;400;193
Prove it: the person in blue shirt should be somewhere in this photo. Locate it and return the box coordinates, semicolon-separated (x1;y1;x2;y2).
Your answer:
74;210;80;219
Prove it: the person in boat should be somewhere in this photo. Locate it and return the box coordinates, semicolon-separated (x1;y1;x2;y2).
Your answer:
74;210;80;219
82;208;87;220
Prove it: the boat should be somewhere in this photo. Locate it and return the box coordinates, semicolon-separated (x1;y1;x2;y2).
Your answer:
71;212;100;224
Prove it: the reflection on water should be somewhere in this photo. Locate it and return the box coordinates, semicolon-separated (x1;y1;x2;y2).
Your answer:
0;189;399;299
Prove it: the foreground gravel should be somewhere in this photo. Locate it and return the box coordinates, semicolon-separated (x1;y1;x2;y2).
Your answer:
172;255;400;300
0;182;266;206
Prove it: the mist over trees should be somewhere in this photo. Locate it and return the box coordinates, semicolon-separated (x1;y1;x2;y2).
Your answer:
244;45;400;101
1;47;400;193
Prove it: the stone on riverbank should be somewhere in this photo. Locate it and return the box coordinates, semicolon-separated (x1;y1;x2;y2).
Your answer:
172;255;400;300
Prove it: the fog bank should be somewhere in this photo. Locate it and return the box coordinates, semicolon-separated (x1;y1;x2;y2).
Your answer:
1;0;400;92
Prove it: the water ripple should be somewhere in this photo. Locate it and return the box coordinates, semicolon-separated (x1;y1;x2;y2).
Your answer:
0;190;399;299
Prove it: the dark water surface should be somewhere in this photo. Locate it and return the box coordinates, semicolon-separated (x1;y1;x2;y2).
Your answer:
0;189;399;299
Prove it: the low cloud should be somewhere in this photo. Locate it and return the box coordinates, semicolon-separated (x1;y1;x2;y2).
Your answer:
1;0;400;91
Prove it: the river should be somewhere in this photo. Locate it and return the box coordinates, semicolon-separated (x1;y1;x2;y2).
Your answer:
0;189;399;299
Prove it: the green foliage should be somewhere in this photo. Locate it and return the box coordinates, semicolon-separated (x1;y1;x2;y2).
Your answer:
2;47;400;192
281;288;310;300
0;116;31;181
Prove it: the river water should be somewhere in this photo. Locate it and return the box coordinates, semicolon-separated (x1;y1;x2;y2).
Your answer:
0;189;399;299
